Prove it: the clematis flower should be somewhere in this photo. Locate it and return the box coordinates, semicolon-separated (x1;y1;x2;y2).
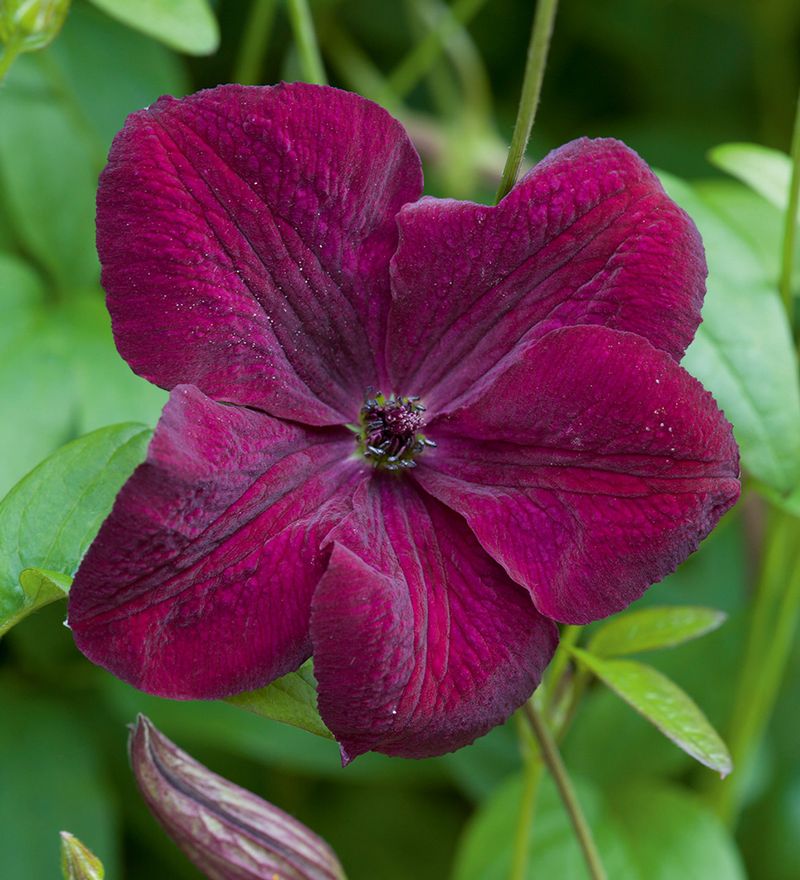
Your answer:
68;83;740;761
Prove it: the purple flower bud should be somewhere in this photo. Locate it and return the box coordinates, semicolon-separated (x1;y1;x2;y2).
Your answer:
59;832;104;880
129;715;347;880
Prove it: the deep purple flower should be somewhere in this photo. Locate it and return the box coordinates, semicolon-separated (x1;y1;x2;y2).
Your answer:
68;83;739;761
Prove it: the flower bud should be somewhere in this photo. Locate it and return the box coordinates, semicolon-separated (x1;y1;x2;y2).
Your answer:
0;0;70;54
129;715;347;880
59;832;105;880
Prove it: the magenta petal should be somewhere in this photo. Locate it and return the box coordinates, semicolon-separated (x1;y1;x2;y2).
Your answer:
98;83;422;425
68;385;362;698
416;326;740;623
387;138;705;411
310;478;558;760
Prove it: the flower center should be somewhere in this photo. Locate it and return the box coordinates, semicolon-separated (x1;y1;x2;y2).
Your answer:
355;392;435;470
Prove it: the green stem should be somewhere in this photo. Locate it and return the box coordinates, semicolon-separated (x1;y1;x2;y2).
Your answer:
779;87;800;330
523;703;607;880
707;507;800;824
556;666;592;742
544;625;581;712
510;749;544;880
495;0;559;202
234;0;279;85
286;0;326;85
386;0;489;101
0;43;21;82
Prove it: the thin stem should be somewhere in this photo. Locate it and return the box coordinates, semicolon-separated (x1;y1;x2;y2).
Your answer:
386;0;489;101
510;751;544;880
779;87;800;329
286;0;326;85
544;624;582;712
234;0;279;85
707;507;800;825
522;703;607;880
495;0;559;202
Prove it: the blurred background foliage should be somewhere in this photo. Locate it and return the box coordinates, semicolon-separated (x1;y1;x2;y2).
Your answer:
1;0;799;878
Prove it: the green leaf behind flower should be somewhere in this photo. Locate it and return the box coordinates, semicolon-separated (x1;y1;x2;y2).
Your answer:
708;143;796;214
588;606;726;658
0;423;150;636
453;774;745;880
571;648;732;776
661;172;800;498
86;0;219;55
226;660;334;740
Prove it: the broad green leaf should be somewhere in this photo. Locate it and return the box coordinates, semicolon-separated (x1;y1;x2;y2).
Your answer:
0;3;186;291
708;143;794;213
60;832;105;880
0;57;99;289
588;606;726;658
453;774;746;880
0;569;72;638
87;0;219;55
226;660;333;740
0;303;76;498
0;683;120;878
0;291;164;497
51;1;187;147
661;172;800;496
56;293;167;432
694;179;800;291
571;648;731;776
0;424;150;635
0;253;43;348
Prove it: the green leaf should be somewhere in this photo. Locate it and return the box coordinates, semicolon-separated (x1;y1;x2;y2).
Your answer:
86;0;220;55
660;172;800;496
571;648;732;776
0;569;72;638
453;774;746;880
226;660;333;740
708;142;794;213
0;423;150;636
0;257;75;497
56;293;167;432
0;2;187;291
51;1;187;147
0;58;99;289
588;606;726;658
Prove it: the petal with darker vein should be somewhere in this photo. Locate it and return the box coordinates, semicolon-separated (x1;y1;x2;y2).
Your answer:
416;326;740;623
311;477;558;761
98;83;422;425
68;384;362;698
388;138;705;413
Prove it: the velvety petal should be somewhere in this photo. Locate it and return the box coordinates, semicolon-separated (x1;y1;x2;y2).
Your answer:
415;326;740;623
68;385;362;698
387;138;705;412
310;478;558;761
98;83;423;425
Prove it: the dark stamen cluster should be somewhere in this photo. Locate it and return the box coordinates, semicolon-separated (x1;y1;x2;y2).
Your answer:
357;392;436;470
